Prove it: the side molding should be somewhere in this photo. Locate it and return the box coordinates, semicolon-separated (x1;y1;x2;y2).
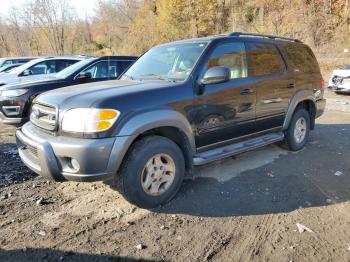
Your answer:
282;89;316;130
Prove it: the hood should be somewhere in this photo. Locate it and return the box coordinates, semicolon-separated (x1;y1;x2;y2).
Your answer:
0;74;56;87
0;76;60;91
35;79;181;110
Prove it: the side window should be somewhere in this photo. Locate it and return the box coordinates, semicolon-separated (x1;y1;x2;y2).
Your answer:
207;42;247;79
28;61;56;75
246;43;286;76
82;61;118;79
17;59;30;64
55;60;77;72
3;60;15;66
118;61;133;76
283;44;319;74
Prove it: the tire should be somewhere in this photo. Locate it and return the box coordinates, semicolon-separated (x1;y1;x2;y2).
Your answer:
283;108;310;151
115;135;185;208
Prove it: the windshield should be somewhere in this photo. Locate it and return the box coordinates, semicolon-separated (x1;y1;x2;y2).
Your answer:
122;42;208;81
55;58;96;79
10;58;44;74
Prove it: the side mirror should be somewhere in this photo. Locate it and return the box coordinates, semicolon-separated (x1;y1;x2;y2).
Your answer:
78;72;92;80
201;66;231;85
22;69;32;76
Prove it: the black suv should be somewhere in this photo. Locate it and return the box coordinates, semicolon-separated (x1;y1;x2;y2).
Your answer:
0;56;137;125
16;32;326;208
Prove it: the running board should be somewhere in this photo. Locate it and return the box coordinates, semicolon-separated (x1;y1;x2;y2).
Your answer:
193;132;285;165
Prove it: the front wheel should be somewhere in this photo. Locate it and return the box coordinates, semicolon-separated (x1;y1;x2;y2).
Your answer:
283;108;310;151
115;136;185;208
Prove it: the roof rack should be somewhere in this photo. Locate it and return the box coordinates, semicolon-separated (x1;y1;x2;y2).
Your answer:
229;32;302;43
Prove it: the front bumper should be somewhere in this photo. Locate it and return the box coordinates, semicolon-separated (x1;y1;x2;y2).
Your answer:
0;111;22;124
328;85;350;93
316;99;326;118
16;122;135;182
0;96;28;125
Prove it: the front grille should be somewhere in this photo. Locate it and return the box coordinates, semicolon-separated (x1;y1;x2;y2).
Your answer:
30;103;57;131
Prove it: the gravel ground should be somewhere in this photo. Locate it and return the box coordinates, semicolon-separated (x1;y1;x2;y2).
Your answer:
1;90;350;262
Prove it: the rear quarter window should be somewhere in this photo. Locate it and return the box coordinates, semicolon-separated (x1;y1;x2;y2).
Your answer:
246;42;286;77
283;43;320;74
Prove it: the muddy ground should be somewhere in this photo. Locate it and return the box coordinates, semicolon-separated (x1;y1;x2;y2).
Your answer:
1;90;350;262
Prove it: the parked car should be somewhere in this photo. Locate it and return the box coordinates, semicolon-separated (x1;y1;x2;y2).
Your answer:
16;32;326;208
0;56;137;125
0;63;22;75
328;65;350;94
0;56;85;87
0;57;36;68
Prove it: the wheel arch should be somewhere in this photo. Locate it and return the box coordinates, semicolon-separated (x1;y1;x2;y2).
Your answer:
111;109;196;175
282;90;316;131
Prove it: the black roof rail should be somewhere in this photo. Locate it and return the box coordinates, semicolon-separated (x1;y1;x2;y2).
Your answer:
229;32;302;43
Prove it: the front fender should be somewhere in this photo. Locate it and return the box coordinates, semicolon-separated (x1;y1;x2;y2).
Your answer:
282;89;316;130
114;108;196;152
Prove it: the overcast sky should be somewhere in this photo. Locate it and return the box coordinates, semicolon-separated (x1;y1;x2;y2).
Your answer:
0;0;98;18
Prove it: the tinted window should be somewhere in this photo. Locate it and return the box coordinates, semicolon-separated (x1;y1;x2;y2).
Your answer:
82;61;119;79
28;61;56;75
118;60;134;75
3;60;16;66
17;59;32;63
283;44;319;74
55;60;78;72
207;42;247;79
246;43;285;76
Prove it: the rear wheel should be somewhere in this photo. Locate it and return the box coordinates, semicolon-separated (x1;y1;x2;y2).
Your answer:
115;136;185;208
283;108;310;151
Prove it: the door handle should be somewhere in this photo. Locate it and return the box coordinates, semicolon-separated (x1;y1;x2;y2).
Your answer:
287;83;295;88
240;88;254;95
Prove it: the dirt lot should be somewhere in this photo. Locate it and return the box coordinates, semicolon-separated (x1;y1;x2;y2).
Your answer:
1;90;350;262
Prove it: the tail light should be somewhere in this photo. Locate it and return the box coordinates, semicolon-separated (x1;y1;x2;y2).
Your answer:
320;79;325;90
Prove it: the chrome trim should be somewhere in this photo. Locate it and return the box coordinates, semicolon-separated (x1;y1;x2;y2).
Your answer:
2;106;20;116
0;111;22;124
30;102;58;131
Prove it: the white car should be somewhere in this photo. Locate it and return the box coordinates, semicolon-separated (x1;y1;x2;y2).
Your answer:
328;66;350;93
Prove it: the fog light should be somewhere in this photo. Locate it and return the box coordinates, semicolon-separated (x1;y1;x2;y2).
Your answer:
71;158;80;171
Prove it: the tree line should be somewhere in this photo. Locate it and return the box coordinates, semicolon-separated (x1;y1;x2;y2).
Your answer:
0;0;349;71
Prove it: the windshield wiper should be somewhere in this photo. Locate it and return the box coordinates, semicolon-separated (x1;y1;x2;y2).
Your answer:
140;74;176;82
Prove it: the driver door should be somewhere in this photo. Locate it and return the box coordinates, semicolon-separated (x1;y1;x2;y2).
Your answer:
193;42;257;149
76;60;119;83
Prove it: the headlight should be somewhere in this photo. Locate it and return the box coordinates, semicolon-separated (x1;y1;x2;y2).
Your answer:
0;89;28;97
62;108;120;133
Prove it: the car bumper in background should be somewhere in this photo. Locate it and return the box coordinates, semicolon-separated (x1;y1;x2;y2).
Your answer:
316;99;326;118
328;85;350;93
0;96;27;125
0;111;22;124
16;122;135;182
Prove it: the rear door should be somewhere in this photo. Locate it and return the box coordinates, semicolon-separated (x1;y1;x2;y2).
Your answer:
245;42;292;131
